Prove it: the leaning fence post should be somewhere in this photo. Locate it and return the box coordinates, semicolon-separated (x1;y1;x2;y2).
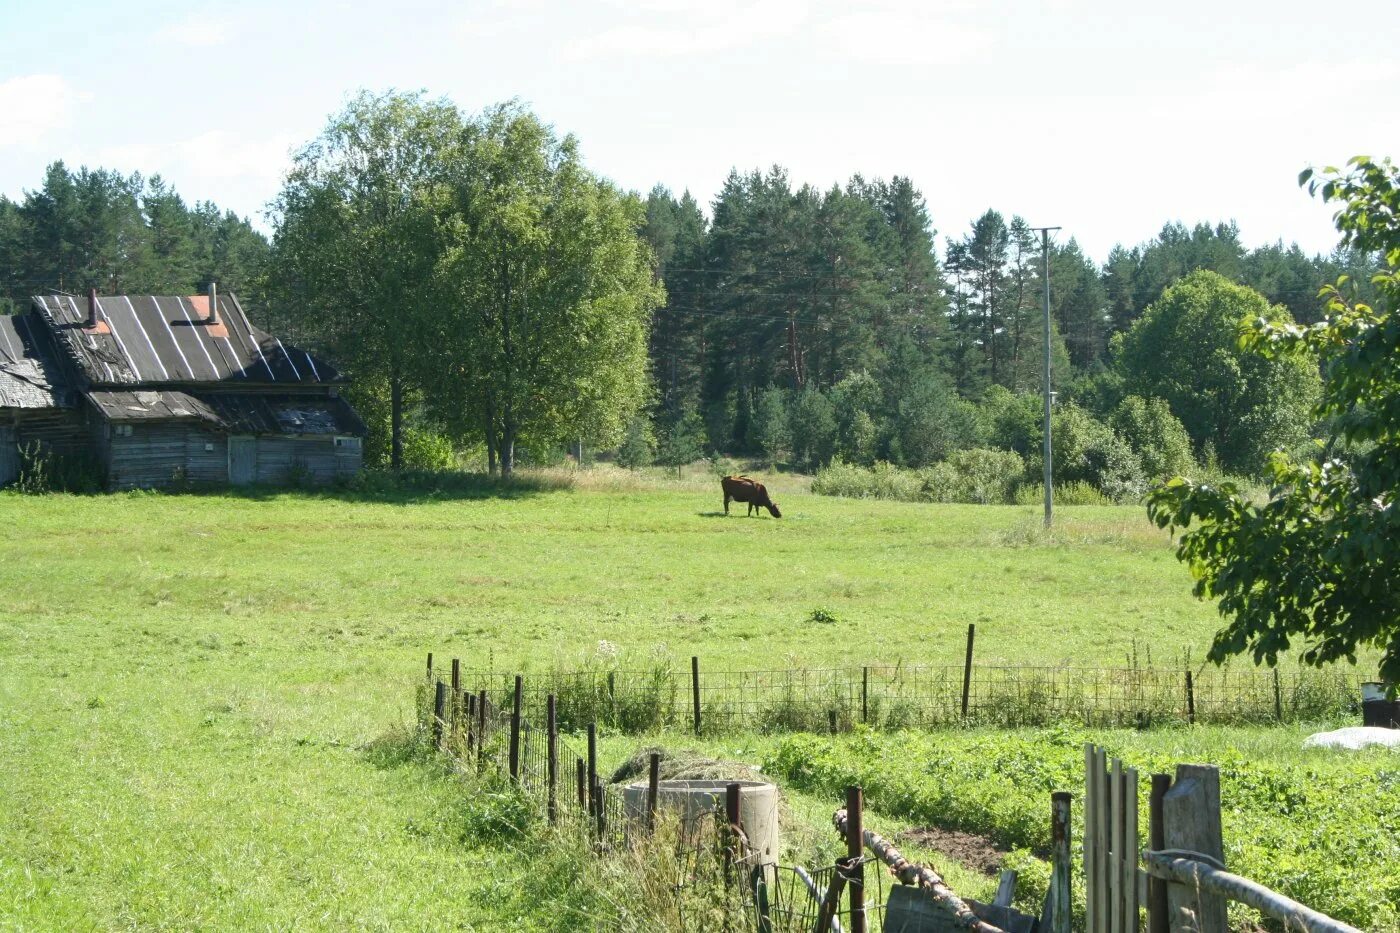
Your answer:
465;691;476;753
508;674;523;781
1045;791;1072;933
432;680;446;748
647;752;660;832
846;786;866;933
691;655;703;736
547;694;558;825
475;688;488;771
1185;670;1196;724
961;624;976;718
815;859;851;933
1148;773;1171;933
1163;764;1226;932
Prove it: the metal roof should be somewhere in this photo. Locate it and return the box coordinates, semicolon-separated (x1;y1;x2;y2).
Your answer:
0;312;69;410
31;294;345;387
87;390;220;424
87;389;366;437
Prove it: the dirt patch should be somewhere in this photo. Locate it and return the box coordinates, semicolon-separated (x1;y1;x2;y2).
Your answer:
895;826;1009;876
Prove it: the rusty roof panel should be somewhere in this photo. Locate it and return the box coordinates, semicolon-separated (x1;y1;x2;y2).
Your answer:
0;312;71;410
32;294;345;387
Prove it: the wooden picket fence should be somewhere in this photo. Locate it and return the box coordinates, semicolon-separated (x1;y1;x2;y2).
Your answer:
1081;744;1362;933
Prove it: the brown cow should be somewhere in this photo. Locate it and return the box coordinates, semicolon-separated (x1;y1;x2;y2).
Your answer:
721;475;781;518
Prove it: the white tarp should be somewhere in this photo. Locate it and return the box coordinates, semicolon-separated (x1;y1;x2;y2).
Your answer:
1302;726;1400;750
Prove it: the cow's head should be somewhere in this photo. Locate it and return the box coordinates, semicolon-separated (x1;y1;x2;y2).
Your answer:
758;486;781;518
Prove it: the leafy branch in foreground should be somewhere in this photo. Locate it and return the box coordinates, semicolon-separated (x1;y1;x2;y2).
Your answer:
1147;156;1400;684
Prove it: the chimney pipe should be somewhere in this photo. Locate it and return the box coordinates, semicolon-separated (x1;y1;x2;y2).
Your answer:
206;282;219;326
87;288;99;328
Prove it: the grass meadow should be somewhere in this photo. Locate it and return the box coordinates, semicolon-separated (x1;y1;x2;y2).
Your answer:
0;472;1383;929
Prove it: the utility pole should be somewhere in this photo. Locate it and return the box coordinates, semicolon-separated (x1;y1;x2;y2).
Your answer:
1032;226;1060;528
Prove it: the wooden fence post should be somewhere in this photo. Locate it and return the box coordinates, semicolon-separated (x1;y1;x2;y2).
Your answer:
465;692;476;754
1163;764;1226;932
1185;670;1196;724
426;652;433;676
846;785;866;933
432;680;446;748
816;858;852;933
1273;668;1283;721
1046;791;1072;933
861;666;869;724
451;657;460;693
475;688;487;771
1148;773;1171;933
724;782;742;882
576;756;586;810
547;694;558;825
508;674;523;781
647;752;660;832
586;722;598;816
961;624;976;718
594;776;606;841
828;710;838;735
691;655;703;736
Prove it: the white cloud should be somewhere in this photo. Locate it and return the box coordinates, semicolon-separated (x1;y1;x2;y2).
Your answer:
0;74;88;148
563;0;809;59
154;13;237;47
813;10;986;65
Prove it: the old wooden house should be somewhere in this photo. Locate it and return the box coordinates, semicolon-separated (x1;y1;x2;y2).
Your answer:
0;288;364;489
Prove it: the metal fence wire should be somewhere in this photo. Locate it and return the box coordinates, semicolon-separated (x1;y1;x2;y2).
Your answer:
452;657;1362;736
419;670;894;932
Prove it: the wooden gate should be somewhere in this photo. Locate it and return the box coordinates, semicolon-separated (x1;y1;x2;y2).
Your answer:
228;435;256;485
1083;744;1141;932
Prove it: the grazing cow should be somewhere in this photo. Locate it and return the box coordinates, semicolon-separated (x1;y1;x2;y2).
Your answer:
721;475;781;518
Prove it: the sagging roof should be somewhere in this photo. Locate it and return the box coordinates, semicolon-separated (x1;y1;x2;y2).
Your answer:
87;390;219;424
32;293;345;387
0;312;70;410
205;394;366;436
88;389;366;436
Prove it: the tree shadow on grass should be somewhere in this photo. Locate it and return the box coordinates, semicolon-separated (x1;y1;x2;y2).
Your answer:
179;469;571;505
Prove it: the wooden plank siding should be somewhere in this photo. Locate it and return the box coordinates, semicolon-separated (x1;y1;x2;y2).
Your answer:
107;424;226;489
250;436;359;485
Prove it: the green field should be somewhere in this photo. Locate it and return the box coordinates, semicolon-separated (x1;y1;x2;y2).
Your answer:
0;475;1381;929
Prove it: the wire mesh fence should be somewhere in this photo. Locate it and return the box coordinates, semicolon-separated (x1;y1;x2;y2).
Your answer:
448;655;1363;736
418;667;897;932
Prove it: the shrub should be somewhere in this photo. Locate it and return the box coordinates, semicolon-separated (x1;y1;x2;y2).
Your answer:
788;387;838;470
1015;481;1111;506
812;460;920;500
402;427;457;471
917;448;1024;504
1111;395;1194;478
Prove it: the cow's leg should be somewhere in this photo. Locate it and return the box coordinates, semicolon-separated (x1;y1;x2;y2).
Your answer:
724;492;731;514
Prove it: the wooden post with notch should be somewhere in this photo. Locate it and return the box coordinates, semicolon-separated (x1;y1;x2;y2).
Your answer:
1163;764;1226;932
1045;791;1072;933
846;785;866;933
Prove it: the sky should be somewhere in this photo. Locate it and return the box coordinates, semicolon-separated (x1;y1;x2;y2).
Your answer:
2;0;1396;262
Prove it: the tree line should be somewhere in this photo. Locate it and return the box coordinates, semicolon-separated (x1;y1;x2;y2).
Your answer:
0;91;1377;485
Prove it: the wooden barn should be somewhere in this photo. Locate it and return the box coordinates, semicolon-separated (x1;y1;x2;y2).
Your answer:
1;288;364;489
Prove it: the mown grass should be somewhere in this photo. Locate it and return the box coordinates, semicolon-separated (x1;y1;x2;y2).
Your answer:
0;474;1379;929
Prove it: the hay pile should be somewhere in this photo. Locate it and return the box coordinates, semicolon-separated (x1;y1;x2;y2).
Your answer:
608;746;764;785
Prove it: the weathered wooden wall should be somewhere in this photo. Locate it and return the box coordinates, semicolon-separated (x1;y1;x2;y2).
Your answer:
250;436;359;484
107;424;228;489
